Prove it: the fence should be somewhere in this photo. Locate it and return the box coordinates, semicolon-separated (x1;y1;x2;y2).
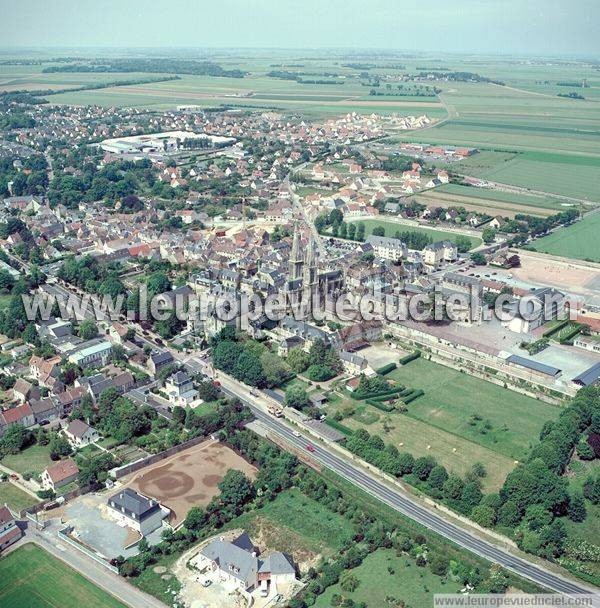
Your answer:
112;433;208;479
58;525;119;573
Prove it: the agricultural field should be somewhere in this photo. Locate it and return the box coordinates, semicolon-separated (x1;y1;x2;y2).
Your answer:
0;480;38;512
417;183;571;218
349;218;482;249
0;543;126;608
529;212;600;262
314;547;460;608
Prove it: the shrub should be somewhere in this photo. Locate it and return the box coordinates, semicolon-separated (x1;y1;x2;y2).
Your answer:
399;350;421;365
376;362;397;375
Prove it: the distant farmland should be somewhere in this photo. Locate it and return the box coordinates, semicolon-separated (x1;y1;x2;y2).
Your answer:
530;212;600;262
416;183;570;218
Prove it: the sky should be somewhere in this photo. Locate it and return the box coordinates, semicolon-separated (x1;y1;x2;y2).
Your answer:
1;0;599;57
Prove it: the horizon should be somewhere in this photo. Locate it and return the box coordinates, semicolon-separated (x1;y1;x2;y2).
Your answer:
2;0;599;57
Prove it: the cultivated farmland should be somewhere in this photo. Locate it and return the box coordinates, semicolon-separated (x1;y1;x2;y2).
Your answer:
0;544;126;608
530;212;600;262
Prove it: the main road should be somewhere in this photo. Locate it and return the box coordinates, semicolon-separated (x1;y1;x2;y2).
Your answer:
218;381;598;598
33;281;598;597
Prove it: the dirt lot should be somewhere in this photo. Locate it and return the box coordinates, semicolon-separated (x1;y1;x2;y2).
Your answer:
121;439;257;527
511;254;597;291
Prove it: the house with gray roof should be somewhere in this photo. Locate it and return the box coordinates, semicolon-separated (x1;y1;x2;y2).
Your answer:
198;532;296;595
107;488;169;536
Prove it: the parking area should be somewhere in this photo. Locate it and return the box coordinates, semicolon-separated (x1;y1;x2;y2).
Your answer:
56;491;165;560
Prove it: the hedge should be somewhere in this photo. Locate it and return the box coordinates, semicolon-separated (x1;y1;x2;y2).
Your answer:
350;387;404;400
542;319;569;338
559;325;582;345
376;362;397;375
365;399;395;412
402;389;424;404
324;418;354;436
399;350;421;365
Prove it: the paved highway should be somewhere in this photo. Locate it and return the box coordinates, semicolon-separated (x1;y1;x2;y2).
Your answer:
220;385;599;598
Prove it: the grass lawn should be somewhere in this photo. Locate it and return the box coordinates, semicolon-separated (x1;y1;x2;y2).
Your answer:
0;481;38;512
130;551;181;605
314;548;461;608
1;444;53;476
530;213;600;262
349;218;481;250
327;358;558;490
225;488;354;558
387;359;557;461
0;543;126;608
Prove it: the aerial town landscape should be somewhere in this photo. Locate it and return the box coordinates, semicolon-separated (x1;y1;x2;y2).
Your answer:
0;2;600;608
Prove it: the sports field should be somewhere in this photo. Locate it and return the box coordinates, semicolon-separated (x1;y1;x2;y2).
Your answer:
349;218;482;249
121;439;257;526
0;543;126;608
530;212;600;262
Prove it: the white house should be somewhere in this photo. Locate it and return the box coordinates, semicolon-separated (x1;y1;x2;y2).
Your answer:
164;371;198;406
64;419;99;448
107;489;169;536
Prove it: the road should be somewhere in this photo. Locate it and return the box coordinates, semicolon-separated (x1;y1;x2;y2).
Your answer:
31;281;599;597
217;380;598;597
16;524;166;608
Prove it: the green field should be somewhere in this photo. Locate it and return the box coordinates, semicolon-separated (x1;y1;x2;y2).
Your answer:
328;358;558;490
434;183;568;211
225;487;354;556
530;212;600;262
0;544;126;608
349;218;482;249
1;444;53;476
314;547;460;608
387;359;557;461
0;481;37;512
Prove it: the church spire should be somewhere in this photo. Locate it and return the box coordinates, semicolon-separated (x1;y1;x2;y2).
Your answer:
289;222;303;281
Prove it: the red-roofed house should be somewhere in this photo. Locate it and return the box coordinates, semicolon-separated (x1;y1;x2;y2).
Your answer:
41;459;80;491
0;506;22;551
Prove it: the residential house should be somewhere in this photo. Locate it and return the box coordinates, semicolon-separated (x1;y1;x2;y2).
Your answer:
423;241;458;267
147;350;175;376
197;532;296;594
107;488;169;536
367;235;407;262
164;371;198;406
0;506;22;552
67;340;113;368
64;420;100;447
41;458;80;491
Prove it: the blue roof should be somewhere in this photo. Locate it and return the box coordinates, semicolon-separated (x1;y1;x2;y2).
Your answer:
573;362;600;386
506;355;561;377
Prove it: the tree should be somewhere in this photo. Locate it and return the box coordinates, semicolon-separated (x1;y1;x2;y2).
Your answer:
196;379;219;402
218;470;255;514
340;573;360;593
568;490;587;523
413;456;436;481
0;424;30;455
355;222;365;241
183;506;205;531
482;227;496;245
498;500;521;527
455;235;472;254
443;475;464;500
49;434;72;460
398;452;415;475
461;481;483;510
78;319;98;341
428;465;448;490
583;473;600;506
234;351;265;387
372;226;385;237
285;385;311;411
470;252;486;265
287;347;310;373
576;438;595;461
471;505;496;528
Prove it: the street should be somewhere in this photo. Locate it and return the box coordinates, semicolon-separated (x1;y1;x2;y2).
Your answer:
218;379;599;597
